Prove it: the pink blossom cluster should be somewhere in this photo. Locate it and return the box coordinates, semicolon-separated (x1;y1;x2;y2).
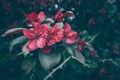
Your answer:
23;11;78;54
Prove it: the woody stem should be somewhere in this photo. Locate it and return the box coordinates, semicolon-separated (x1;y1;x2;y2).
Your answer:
44;56;72;80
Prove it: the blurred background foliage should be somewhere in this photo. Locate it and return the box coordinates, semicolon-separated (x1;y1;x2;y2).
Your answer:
0;0;120;80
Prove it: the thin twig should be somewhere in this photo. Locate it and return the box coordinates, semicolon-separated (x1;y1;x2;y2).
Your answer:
90;59;120;68
88;33;99;43
108;59;120;68
71;56;90;68
19;8;27;17
90;59;103;66
44;56;71;80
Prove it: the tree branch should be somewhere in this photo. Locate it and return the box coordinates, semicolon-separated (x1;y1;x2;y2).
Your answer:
90;59;120;68
44;56;72;80
108;59;120;68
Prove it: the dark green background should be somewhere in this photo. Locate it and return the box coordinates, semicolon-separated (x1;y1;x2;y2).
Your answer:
0;0;120;80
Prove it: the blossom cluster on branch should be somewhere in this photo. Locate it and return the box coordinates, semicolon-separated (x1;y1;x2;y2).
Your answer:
2;10;95;80
23;11;78;54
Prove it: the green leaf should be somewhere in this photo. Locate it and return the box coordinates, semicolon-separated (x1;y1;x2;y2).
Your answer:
74;50;85;64
82;33;99;44
66;45;89;67
73;50;90;67
1;28;24;37
107;4;117;14
66;46;74;56
22;42;30;57
56;22;64;29
87;33;99;43
38;51;61;70
16;52;23;57
21;54;37;74
45;18;54;23
10;36;27;51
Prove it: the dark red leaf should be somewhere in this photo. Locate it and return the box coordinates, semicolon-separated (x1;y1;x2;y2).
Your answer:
1;28;24;37
63;12;74;17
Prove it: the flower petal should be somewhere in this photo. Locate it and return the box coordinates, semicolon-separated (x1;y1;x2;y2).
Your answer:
67;31;77;37
38;11;45;23
47;39;55;46
63;23;71;33
65;31;77;44
55;10;64;22
40;24;50;38
40;24;50;32
27;40;37;51
36;38;46;48
53;36;62;42
57;29;64;37
26;12;38;22
33;22;41;33
65;38;75;44
23;29;35;39
41;46;51;54
52;29;63;42
51;25;59;33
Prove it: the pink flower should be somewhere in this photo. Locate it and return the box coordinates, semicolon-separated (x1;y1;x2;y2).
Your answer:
40;25;64;53
23;22;49;51
26;11;45;23
55;10;74;22
76;39;87;52
23;22;64;54
55;10;64;22
63;23;78;44
47;25;64;46
26;12;38;22
77;45;83;52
